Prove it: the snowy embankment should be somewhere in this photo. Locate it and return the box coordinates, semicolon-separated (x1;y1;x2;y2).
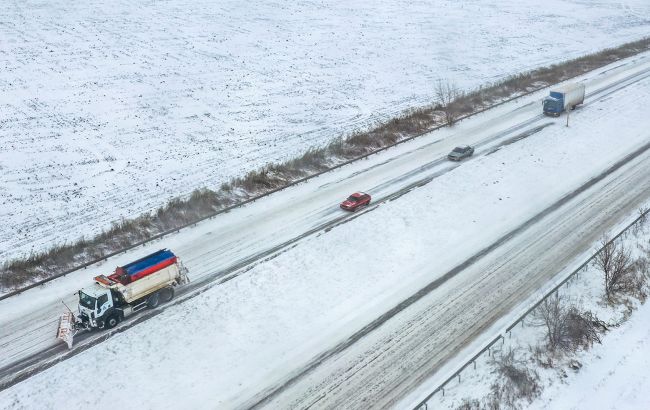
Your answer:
422;212;650;410
532;293;650;409
2;56;650;408
2;0;650;261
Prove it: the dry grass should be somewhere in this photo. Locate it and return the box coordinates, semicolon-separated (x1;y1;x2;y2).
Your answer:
2;37;649;291
488;349;541;409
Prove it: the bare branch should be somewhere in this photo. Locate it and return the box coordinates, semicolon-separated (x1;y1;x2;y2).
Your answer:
595;236;639;303
435;79;462;126
532;293;605;352
488;349;540;406
532;293;569;351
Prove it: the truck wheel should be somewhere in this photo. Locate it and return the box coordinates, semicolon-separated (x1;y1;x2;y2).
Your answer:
105;315;119;329
160;287;174;303
147;292;160;309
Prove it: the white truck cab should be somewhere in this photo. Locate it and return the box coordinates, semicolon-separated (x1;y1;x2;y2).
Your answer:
77;283;116;329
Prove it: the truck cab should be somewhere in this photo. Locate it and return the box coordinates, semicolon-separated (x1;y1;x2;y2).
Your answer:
77;284;122;329
542;95;563;116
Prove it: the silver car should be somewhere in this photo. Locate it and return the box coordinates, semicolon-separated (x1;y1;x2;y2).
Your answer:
447;145;474;161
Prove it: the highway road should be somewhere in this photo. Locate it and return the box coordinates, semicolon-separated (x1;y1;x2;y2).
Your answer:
1;54;650;408
246;140;650;409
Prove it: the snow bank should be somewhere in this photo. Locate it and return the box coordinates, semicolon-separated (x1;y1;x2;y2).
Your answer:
532;296;650;410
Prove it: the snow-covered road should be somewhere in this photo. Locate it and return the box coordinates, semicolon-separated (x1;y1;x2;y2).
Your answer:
1;53;647;374
259;141;650;410
1;54;650;408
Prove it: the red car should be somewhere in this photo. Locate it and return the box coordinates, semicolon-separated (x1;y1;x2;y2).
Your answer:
340;192;371;211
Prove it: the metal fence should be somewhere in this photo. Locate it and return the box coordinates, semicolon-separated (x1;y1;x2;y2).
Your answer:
414;207;650;410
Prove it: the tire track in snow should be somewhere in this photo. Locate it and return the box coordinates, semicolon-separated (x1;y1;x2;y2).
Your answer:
242;140;650;409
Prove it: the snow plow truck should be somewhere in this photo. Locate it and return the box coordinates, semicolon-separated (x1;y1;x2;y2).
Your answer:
57;249;189;348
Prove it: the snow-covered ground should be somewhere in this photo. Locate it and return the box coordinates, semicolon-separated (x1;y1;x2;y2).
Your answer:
2;0;650;261
418;211;650;410
532;295;650;410
2;51;650;408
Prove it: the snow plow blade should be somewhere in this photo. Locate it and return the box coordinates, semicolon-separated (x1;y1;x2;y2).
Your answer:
57;312;76;349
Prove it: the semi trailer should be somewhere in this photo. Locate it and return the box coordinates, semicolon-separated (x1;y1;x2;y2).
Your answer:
542;83;585;116
57;249;189;348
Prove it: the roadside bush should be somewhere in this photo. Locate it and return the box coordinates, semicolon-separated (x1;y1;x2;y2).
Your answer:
456;398;483;410
455;396;502;410
532;293;606;352
488;349;540;409
565;309;607;350
533;293;573;351
435;79;463;126
594;236;646;303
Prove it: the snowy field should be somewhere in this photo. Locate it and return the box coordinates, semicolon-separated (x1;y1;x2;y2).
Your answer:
2;53;650;409
2;0;650;261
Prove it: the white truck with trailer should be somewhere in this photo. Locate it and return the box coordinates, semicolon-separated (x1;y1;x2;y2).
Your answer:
57;249;189;348
542;82;586;116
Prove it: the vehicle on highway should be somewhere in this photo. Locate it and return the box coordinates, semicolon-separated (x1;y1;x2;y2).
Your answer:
447;145;475;161
56;249;189;348
340;192;371;211
543;82;585;116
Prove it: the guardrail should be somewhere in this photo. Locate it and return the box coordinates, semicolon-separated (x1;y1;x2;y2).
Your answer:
1;56;640;302
413;207;650;410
